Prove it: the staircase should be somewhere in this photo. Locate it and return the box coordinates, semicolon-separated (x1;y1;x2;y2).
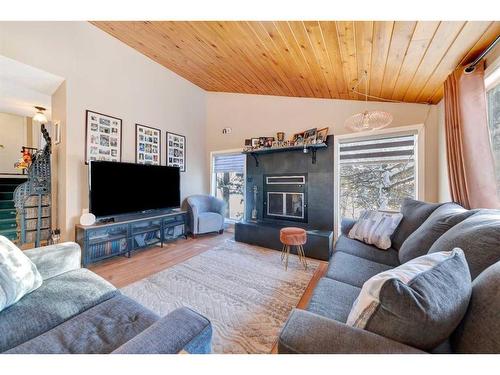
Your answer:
0;177;27;241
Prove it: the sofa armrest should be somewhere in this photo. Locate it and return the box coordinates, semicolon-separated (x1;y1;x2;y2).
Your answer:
278;309;425;354
112;307;212;354
23;242;81;280
340;217;357;236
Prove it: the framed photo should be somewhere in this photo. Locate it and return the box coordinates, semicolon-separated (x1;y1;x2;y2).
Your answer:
292;132;305;145
136;124;161;165
85;110;122;164
265;137;275;147
317;127;329;143
166;132;186;172
303;128;318;144
251;138;260;148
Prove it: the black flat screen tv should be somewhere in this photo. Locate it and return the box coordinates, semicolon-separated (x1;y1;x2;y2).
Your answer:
89;161;180;218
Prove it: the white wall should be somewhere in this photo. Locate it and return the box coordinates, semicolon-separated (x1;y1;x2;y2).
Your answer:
206;92;441;202
0;22;208;240
0;112;27;174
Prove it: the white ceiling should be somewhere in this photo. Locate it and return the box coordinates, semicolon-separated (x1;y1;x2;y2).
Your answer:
0;55;64;118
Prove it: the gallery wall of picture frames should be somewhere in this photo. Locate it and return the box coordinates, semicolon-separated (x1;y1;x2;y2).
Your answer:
135;123;161;165
166;132;186;172
84;109;186;172
85;110;123;164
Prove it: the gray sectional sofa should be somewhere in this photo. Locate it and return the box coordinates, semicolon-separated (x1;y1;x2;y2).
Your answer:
278;199;500;354
0;242;212;354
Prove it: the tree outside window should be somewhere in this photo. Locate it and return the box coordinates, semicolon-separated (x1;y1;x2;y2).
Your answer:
339;135;416;219
212;153;246;221
215;171;244;220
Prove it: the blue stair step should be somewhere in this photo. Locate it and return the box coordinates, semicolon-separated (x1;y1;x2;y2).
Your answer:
0;218;17;230
0;208;16;220
0;184;21;192
0;192;14;200
0;228;18;240
0;201;15;209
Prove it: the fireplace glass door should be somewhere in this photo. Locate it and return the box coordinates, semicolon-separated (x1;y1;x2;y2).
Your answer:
267;192;304;219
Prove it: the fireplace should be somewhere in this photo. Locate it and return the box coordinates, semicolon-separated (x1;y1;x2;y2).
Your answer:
263;174;307;223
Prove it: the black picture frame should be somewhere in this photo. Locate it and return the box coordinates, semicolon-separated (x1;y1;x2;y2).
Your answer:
166;131;186;172
85;110;122;164
135;123;161;165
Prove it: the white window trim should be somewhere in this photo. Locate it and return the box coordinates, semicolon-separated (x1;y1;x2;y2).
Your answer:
333;124;425;238
485;56;500;91
209;148;247;222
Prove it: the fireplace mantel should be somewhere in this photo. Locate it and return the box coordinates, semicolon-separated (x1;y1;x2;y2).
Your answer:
243;142;327;167
242;135;334;231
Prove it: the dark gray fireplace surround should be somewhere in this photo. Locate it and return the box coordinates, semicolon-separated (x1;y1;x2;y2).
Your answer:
235;135;334;261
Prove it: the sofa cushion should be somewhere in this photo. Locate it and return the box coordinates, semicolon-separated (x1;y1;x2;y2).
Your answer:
398;203;476;264
0;235;43;312
6;294;158;354
348;210;403;250
197;212;224;233
307;278;360;323
0;268;118;353
347;249;471;351
334;235;400;267
326;251;393;288
451;261;500;353
391;198;442;250
428;210;500;279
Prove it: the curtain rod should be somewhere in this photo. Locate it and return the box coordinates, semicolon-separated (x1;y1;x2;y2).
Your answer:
465;35;500;73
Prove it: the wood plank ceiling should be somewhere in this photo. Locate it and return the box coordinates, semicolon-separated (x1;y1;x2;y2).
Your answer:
91;21;500;104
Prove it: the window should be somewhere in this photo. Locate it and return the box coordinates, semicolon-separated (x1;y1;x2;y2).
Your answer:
486;75;500;197
338;133;417;219
212;152;246;221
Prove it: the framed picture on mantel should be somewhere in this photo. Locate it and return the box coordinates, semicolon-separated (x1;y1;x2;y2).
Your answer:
85;110;122;164
166;132;186;172
135;123;161;165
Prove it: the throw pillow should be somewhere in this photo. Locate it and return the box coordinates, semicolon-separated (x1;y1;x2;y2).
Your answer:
347;249;472;351
428;209;500;280
0;235;43;312
390;198;442;250
348;210;403;250
398;203;476;264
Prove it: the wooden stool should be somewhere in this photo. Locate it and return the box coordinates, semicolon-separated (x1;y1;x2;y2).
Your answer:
279;227;308;270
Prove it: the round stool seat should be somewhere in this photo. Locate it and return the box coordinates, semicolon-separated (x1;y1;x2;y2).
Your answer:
280;227;307;246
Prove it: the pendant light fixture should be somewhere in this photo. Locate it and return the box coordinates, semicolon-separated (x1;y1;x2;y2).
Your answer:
344;71;393;132
33;106;47;124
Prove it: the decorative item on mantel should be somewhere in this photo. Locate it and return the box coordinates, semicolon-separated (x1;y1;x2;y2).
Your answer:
251;185;258;221
242;127;329;153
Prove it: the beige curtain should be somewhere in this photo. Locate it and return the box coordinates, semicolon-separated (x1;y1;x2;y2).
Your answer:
444;61;499;209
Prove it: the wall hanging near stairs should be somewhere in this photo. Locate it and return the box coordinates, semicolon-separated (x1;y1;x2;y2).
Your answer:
14;125;52;247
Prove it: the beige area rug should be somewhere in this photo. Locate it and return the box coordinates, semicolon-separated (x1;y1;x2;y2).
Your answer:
121;238;319;353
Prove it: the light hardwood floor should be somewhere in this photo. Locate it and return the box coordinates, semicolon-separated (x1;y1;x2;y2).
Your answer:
89;231;328;354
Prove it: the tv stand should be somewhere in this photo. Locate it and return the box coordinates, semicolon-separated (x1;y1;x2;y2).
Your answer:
75;210;188;266
98;217;115;224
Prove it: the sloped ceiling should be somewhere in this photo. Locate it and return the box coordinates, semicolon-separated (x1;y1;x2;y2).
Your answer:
92;21;500;104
